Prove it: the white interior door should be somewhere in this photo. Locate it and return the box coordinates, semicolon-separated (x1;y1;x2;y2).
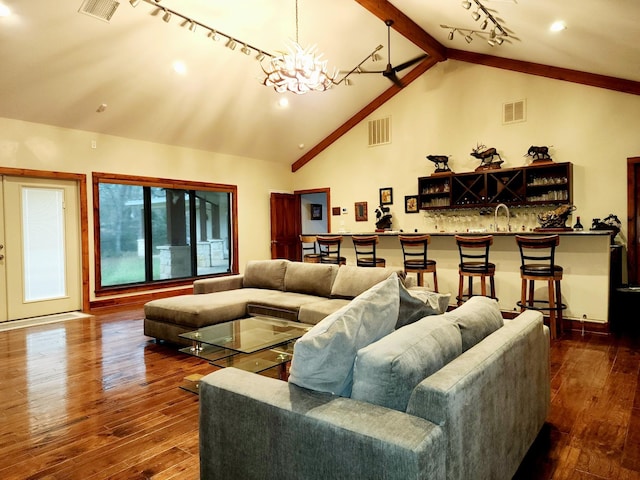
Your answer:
0;176;81;321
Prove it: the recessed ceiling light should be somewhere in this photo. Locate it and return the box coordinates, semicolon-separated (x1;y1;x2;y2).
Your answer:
0;4;11;16
277;97;289;108
172;61;187;75
549;21;567;32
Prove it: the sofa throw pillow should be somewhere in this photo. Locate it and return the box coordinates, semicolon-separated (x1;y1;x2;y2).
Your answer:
444;296;504;352
288;273;400;397
243;260;289;291
396;281;451;329
351;315;462;412
330;265;405;299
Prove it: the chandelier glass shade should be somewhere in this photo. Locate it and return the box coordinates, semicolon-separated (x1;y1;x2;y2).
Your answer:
261;42;336;94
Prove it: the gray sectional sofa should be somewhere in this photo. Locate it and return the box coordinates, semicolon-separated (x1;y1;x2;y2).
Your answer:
199;294;550;480
143;259;408;344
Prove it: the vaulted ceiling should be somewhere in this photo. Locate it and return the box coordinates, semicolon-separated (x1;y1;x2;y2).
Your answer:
1;0;638;171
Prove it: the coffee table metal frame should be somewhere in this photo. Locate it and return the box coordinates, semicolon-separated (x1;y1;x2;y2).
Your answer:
178;315;310;393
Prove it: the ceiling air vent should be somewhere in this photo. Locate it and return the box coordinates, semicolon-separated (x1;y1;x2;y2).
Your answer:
503;99;526;124
368;116;391;147
78;0;120;22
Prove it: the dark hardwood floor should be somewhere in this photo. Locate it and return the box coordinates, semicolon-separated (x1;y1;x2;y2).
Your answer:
1;308;639;479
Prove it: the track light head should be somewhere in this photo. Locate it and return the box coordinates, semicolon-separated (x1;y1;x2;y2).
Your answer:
495;36;504;45
461;1;472;9
448;29;455;40
208;30;220;41
471;10;481;21
487;39;496;46
465;33;473;43
129;0;141;7
241;44;251;55
162;9;171;22
189;20;197;32
480;19;488;30
226;38;237;50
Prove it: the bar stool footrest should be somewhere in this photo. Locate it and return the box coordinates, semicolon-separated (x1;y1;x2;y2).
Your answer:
516;300;566;312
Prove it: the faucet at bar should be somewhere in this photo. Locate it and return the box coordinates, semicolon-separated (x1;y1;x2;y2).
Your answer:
494;203;510;232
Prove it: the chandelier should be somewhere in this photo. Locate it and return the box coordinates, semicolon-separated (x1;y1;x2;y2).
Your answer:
261;0;336;94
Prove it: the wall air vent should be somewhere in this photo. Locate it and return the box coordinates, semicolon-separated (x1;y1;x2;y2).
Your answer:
78;0;120;22
368;116;391;147
503;99;526;124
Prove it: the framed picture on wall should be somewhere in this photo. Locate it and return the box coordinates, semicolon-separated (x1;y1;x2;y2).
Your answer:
310;204;322;220
405;195;419;213
379;187;393;205
331;207;341;216
355;202;368;221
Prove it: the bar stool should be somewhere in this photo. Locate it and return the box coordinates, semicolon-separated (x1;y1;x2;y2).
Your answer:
300;235;320;263
398;234;438;291
352;235;386;267
515;234;565;339
316;235;347;265
455;235;496;306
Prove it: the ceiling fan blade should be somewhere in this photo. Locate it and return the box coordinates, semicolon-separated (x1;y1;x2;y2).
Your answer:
393;54;428;73
382;69;404;88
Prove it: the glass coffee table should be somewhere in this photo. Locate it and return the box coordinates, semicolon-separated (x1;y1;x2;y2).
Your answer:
178;315;310;393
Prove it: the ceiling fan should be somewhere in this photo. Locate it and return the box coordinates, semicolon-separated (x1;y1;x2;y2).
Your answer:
359;19;428;88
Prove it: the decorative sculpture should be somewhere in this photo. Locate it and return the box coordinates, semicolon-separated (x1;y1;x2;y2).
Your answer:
375;205;393;230
471;143;503;171
426;155;452;174
525;145;553;163
536;204;576;229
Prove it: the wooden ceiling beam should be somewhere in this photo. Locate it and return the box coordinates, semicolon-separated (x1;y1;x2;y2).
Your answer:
291;56;439;172
353;0;447;61
448;49;640;96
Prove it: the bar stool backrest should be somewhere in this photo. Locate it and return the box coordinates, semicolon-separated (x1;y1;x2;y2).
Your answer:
316;235;344;264
455;235;493;271
398;234;431;269
515;235;560;274
300;235;318;255
352;235;379;263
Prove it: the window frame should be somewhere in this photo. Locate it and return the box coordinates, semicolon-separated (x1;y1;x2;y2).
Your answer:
92;172;238;296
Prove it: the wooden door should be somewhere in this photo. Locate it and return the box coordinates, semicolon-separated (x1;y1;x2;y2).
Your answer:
270;193;301;260
628;157;640;284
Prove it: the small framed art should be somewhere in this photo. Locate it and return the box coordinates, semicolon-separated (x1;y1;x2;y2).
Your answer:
310;204;322;220
405;195;419;213
379;187;393;205
355;202;368;221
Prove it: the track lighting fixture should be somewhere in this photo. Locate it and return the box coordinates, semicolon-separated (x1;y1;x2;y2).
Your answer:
441;0;510;47
130;0;379;93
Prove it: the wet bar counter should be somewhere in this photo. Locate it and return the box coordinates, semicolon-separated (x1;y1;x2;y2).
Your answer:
318;231;613;327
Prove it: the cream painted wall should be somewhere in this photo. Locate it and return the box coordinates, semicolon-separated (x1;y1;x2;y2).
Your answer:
293;60;640;242
0;117;293;301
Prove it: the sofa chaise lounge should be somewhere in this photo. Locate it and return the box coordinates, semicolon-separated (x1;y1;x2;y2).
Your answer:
143;259;413;345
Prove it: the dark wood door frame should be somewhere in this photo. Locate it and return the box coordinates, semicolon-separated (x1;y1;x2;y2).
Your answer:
294;187;331;233
627;157;640;284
